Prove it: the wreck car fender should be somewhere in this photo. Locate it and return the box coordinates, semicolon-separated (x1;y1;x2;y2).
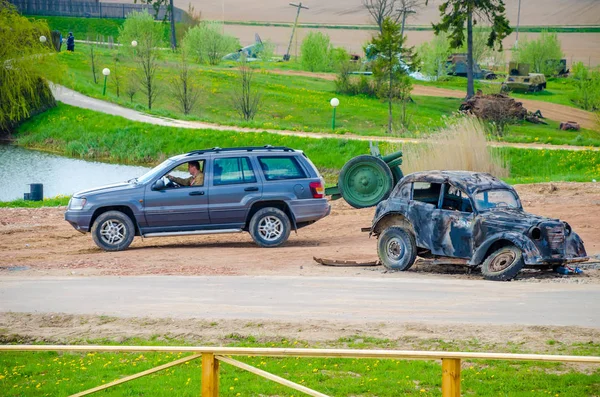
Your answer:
470;232;542;266
566;231;587;258
371;212;413;236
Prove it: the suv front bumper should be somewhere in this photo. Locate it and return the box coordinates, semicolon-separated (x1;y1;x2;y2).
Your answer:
65;210;93;233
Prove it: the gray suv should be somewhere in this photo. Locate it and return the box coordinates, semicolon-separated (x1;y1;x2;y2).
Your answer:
65;146;330;251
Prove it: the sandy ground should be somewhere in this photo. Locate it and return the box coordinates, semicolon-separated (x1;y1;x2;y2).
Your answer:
1;182;599;346
1;182;598;280
163;0;600;27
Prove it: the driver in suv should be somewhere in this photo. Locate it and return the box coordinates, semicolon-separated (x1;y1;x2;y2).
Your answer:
167;160;204;186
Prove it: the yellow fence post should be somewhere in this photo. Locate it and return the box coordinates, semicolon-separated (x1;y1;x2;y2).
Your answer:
202;353;219;397
441;358;461;397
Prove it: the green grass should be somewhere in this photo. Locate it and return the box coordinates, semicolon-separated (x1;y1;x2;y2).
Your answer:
225;20;600;33
1;336;599;397
0;196;70;208
14;104;600;185
52;44;600;146
27;15;173;42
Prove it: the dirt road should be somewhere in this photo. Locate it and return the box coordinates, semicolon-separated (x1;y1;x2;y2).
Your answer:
1;182;598;280
2;182;599;346
269;70;599;131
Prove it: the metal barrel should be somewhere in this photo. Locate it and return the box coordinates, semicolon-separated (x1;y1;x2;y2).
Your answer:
381;150;403;164
29;184;43;201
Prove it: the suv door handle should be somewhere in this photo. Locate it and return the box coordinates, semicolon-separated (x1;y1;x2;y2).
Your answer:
189;191;205;196
244;187;259;192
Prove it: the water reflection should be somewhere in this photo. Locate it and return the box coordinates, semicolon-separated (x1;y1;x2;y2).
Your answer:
0;145;153;201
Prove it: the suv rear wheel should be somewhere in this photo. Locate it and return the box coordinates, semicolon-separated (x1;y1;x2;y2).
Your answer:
91;211;135;251
249;207;291;248
377;226;417;271
481;246;524;281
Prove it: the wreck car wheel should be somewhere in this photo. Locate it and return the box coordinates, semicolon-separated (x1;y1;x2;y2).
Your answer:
91;211;135;252
338;155;393;209
481;246;525;281
377;227;417;271
249;207;291;248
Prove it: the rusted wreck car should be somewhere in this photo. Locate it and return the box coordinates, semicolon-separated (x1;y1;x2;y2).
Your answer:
370;171;588;281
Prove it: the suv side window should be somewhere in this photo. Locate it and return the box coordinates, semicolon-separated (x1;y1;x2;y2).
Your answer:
258;156;307;181
213;157;257;186
412;182;442;206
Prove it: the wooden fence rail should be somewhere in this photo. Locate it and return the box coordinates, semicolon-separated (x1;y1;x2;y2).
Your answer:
1;345;599;397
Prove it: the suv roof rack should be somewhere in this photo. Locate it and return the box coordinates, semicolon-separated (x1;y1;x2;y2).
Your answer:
186;145;295;156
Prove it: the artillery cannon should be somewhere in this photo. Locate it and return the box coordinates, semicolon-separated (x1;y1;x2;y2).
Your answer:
325;143;403;209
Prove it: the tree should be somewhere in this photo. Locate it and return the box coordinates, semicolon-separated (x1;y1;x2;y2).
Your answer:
0;0;61;134
112;50;122;98
133;0;177;50
119;11;165;110
87;35;98;84
512;31;563;76
300;32;331;72
370;18;414;133
363;0;424;33
418;31;452;80
232;57;262;121
182;22;239;65
124;69;139;103
170;51;200;115
428;0;511;98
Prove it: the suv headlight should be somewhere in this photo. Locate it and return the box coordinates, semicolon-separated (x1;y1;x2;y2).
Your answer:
69;197;87;210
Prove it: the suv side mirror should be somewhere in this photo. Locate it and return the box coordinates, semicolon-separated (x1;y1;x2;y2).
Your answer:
152;179;165;191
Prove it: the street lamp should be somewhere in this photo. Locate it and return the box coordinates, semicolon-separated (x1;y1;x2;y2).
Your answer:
330;98;340;130
131;40;138;56
39;35;47;43
102;68;110;96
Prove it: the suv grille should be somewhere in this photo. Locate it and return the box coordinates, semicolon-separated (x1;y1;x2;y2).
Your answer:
546;225;565;250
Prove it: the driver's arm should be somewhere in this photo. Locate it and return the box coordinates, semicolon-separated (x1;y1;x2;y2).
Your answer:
167;175;192;186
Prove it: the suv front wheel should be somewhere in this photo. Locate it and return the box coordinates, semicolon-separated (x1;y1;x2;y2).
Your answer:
249;207;291;248
91;211;135;251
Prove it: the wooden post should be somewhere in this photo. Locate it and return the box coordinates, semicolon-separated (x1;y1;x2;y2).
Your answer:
202;353;219;397
441;358;461;397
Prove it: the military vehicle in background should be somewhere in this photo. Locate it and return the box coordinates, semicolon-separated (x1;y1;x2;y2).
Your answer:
446;53;497;80
502;62;547;93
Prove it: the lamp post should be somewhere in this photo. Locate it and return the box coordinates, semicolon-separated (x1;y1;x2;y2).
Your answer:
131;40;138;56
39;35;47;43
102;68;110;96
330;98;339;130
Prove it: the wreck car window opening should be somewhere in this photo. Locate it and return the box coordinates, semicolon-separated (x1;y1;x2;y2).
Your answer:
412;182;442;206
474;189;520;211
442;183;473;213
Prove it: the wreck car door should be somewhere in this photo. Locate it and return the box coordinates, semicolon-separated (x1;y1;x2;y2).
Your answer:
407;181;441;250
430;184;475;258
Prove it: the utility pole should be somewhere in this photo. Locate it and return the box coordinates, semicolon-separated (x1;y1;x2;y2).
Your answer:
398;7;416;38
169;0;177;50
284;2;309;61
515;0;522;48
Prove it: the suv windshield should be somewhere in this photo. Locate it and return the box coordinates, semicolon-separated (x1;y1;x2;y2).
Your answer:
137;159;175;184
474;189;520;211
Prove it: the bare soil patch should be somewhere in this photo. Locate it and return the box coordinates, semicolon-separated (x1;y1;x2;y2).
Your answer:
0;182;598;282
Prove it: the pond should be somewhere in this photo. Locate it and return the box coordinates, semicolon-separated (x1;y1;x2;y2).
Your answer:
0;145;152;201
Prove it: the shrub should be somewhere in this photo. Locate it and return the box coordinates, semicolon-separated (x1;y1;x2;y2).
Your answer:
418;31;452;81
301;32;332;72
182;22;239;65
512;31;563;77
570;62;600;111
